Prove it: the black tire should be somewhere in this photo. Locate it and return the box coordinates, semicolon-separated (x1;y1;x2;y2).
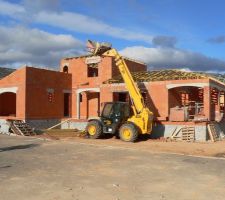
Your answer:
86;120;103;139
119;123;138;142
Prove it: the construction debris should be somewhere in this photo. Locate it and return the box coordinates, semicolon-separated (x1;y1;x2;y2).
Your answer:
10;120;36;136
43;129;86;139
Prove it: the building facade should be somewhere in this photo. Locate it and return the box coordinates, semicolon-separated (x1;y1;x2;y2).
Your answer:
0;55;225;140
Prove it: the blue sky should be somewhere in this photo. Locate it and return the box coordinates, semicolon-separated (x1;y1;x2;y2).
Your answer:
0;0;225;72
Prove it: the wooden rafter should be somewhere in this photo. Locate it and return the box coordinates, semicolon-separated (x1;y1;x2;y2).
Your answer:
104;69;209;84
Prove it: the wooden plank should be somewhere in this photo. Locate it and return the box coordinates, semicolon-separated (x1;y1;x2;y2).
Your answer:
170;127;182;140
47;118;75;130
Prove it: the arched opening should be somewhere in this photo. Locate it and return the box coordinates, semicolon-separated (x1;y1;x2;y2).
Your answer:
0;92;16;116
76;88;100;119
168;86;204;121
63;65;68;73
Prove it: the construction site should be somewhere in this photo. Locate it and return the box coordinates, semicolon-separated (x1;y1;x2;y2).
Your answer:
0;41;225;142
1;41;225;200
2;0;225;199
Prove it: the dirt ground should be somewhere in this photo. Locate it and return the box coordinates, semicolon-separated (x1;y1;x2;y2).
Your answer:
1;134;225;200
42;130;225;158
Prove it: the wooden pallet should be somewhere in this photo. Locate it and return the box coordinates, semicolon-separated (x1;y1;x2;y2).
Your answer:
170;126;195;142
181;127;195;142
207;123;221;142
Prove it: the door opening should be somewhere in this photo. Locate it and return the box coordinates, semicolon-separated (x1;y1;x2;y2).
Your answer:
64;93;70;117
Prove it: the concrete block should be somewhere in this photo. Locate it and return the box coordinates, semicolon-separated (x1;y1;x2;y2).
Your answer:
0;119;10;134
152;123;208;142
26;119;61;130
61;121;88;130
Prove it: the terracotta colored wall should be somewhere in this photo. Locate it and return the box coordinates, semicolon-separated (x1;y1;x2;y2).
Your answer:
60;56;113;88
0;67;26;118
100;86;114;113
60;56;146;119
100;79;211;121
102;82;169;119
71;92;77;118
0;63;214;122
60;57;146;87
146;82;168;119
78;92;99;119
204;86;211;121
87;92;99;117
25;67;72;119
112;58;147;77
0;61;218;123
168;88;182;109
60;57;113;119
80;93;88;119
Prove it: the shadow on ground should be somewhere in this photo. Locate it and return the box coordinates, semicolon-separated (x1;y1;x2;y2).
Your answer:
90;133;152;143
0;144;39;152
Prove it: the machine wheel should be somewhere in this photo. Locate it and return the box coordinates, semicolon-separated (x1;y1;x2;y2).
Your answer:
119;123;138;142
86;120;103;139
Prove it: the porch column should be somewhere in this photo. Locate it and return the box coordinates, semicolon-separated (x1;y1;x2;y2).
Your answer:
224;92;225;114
76;91;80;119
203;86;211;121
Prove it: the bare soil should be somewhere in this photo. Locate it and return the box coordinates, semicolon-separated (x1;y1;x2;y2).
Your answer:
42;129;225;158
1;134;225;200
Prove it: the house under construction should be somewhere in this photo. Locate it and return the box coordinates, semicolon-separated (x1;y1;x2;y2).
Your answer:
0;55;225;141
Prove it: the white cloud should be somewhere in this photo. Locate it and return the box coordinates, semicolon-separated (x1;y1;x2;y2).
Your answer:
0;0;153;43
35;11;153;43
0;0;25;16
0;1;225;72
0;26;84;68
120;46;225;71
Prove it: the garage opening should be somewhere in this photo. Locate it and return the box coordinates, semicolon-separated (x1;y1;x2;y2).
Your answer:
0;92;16;116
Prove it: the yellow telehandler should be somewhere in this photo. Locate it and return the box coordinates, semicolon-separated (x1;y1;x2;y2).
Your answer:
86;40;153;142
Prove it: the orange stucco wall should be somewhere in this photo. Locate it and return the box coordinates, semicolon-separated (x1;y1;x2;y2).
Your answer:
0;54;222;122
25;67;72;119
60;56;147;119
100;78;213;121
